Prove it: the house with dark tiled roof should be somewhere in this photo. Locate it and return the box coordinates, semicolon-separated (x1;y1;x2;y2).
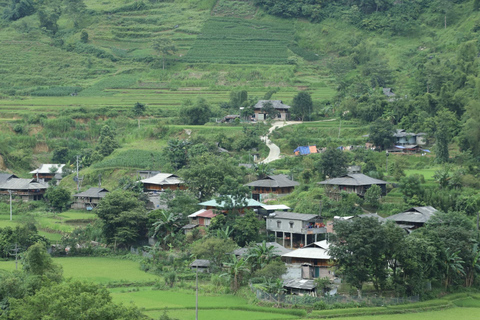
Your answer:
318;173;387;199
386;206;438;230
246;174;299;201
72;187;109;210
0;178;47;201
253;100;290;121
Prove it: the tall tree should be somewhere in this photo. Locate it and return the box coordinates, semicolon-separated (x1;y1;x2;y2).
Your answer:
292;91;313;121
316;147;348;178
95;190;148;247
369;118;395;150
152;38;176;70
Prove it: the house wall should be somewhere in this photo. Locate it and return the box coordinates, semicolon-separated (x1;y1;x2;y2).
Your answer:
143;183;186;192
252;187;294;195
267;218;305;233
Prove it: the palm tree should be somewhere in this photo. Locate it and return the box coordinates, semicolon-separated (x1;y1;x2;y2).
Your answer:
216;226;233;240
153;210;182;249
465;244;480;287
444;248;465;289
223;255;250;292
248;241;277;273
261;278;286;307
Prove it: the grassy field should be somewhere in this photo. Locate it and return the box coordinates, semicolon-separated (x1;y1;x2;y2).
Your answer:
318;308;480;320
0;257;157;284
0;210;96;242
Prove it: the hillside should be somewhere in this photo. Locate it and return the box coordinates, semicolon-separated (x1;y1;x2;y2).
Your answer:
0;0;479;182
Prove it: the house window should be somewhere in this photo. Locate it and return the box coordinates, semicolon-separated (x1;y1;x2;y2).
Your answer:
289;221;294;229
277;221;281;228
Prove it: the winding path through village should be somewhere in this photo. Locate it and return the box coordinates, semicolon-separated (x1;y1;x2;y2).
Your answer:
260;119;337;164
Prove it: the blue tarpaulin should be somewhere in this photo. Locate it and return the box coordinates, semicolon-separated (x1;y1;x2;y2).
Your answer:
294;146;311;155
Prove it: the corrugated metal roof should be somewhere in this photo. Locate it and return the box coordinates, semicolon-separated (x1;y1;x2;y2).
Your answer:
246;174;299;188
306;240;330;250
267;211;320;221
182;224;198;230
319;174;387;186
199;196;264;208
141;173;183;185
0;178;47;190
283;279;316;290
261;204;290;211
0;173;17;185
73;187;109;198
282;247;331;260
386;206;437;224
233;242;291;257
188;209;207;218
197;210;217;218
253;100;291;110
30;164;65;174
190;259;211;267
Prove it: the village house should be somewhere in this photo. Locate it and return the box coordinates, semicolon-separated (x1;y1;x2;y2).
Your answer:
71;187;109;210
252;100;290;121
232;242;291;258
318;173;387;199
245;174;299;201
187;209;217;228
30;164;65;183
140;173;185;192
266;211;326;249
220;115;240;123
190;259;211;273
393;129;426;146
0;178;47;201
0;173;18;185
282;240;333;279
386;206;438;231
198;196;265;214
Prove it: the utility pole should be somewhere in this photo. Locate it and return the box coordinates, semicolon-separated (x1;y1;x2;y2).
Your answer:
338;119;341;139
195;265;199;320
386;151;389;174
8;190;12;221
76;155;80;191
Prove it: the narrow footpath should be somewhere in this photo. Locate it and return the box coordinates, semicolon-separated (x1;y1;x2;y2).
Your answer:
260;119;336;164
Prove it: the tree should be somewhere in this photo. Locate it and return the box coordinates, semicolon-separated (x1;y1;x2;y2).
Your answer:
96;125;119;157
434;109;458;164
45;186;71;212
364;184;381;208
80;30;88;43
95;190;148;247
51;147;69;163
23;242;63;283
330;218;405;294
180;154;241;199
248;241;278;273
369;118;395;150
151;210;183;249
8;280;144;320
223;255;250;292
233;210;262;247
443;248;465;289
64;0;86;28
165;139;191;171
133;102;146;116
38;7;60;35
190;237;237;268
316;147;348;178
292;91;313;121
152;38;177;70
399;174;424;205
3;0;35;21
179;98;212;125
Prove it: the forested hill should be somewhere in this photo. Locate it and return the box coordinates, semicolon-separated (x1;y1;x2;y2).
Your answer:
1;0;480;165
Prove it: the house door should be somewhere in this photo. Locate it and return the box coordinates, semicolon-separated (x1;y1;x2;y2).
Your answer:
314;267;320;278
